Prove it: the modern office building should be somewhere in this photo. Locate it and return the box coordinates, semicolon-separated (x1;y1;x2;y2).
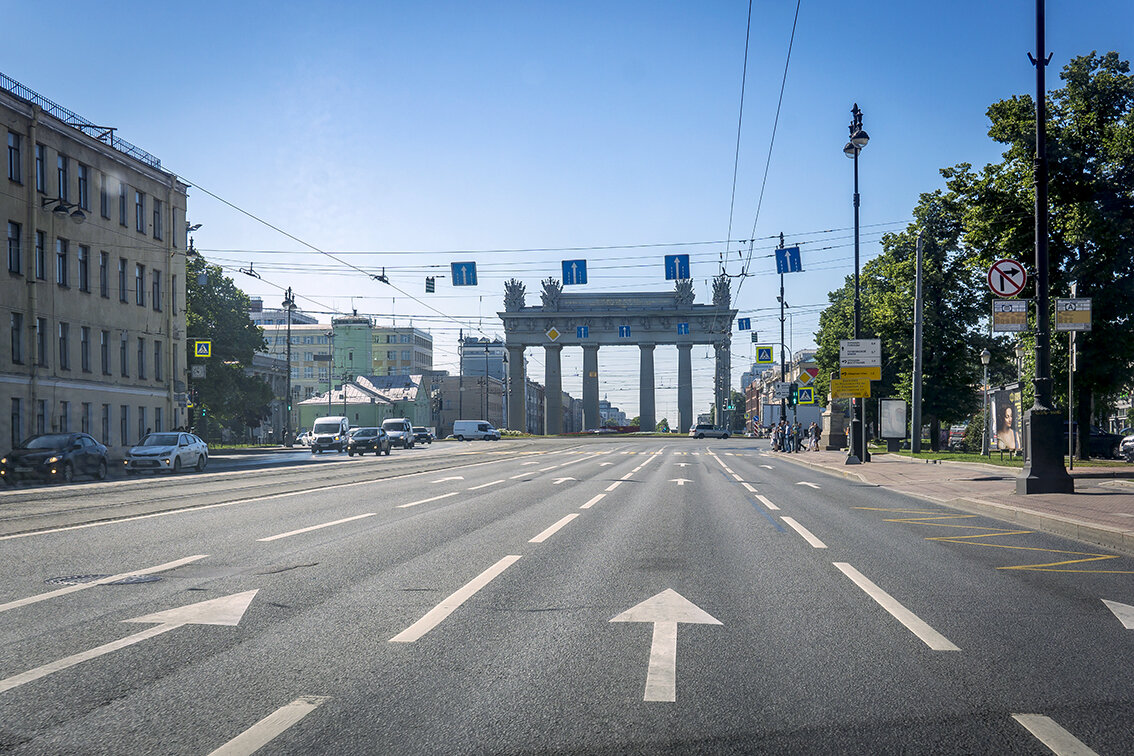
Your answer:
2;73;189;452
459;337;505;381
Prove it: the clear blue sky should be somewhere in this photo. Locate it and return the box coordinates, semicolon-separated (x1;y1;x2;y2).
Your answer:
6;1;1131;420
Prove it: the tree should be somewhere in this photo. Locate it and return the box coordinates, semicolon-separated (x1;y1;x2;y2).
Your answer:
655;418;670;433
186;256;274;436
630;416;640;428
945;52;1134;457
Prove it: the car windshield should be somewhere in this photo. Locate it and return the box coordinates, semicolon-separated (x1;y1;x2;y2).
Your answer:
382;421;403;430
413;427;426;433
19;434;71;450
355;429;375;437
313;422;341;434
140;434;180;447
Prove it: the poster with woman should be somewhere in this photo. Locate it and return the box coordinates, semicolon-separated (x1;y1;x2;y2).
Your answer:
991;387;1023;451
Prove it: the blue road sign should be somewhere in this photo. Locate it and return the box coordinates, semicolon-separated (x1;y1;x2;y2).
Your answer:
664;254;690;280
775;248;789;274
756;346;774;364
451;261;478;286
787;246;802;273
619;325;632;338
677;322;690;335
576;325;589;338
797;387;815;404
562;259;587;286
737;318;751;331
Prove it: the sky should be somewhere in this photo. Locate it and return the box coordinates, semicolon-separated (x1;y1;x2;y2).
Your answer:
5;1;1131;422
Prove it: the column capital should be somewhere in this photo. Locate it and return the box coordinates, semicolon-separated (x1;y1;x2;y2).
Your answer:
639;343;656;351
544;343;563;353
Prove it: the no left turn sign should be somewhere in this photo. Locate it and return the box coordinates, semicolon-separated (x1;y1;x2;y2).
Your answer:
988;259;1027;297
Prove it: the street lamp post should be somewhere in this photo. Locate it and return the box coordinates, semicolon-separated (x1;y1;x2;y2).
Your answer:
282;288;295;447
844;103;870;464
981;348;991;455
1015;341;1026;383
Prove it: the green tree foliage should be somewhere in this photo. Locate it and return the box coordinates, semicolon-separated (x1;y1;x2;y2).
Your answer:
945;52;1134;457
186;256;274;434
655;417;670;433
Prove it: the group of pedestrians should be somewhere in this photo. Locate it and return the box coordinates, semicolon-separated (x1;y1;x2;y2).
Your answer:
769;420;821;452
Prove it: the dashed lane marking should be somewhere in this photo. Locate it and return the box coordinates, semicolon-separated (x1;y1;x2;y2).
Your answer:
781;517;827;549
258;513;376;542
833;562;960;651
529;514;580;543
390;555;521;643
1011;714;1100;756
580;494;605;509
207;696;330;756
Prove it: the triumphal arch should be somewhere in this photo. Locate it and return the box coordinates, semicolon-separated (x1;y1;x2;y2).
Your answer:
498;275;737;434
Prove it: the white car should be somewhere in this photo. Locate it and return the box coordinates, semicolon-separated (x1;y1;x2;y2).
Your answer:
125;432;209;474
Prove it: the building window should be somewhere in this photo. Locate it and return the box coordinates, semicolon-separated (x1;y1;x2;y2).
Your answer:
36;399;46;435
304;352;313;361
154;406;163;433
153;199;163;240
387;350;396;360
34;230;45;280
100;174;109;218
77;245;89;292
135;191;145;232
318;367;328;380
80;326;90;372
58;322;69;370
120;332;128;376
118;258;127;302
99;251;109;297
303;335;313;344
154;340;162;381
401;335;411;344
10;313;23;364
34;144;45;192
56;238;68;287
119;183;127;226
7;221;20;275
100;330;110;374
7;132;20;183
77;164;89;210
290;366;299;379
81;402;91;434
58;401;69;432
138;406;146;440
137;337;145;379
101;404;110;445
57;155;69;201
11;398;22;449
401;350;411;361
120;405;129;446
35;317;47;367
135;264;145;306
171;275;177;313
304;366;313;379
152;270;161;311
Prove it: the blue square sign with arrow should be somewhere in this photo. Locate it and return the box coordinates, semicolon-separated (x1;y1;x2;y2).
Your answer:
562;259;587;286
737;318;751;331
664;254;690;280
450;262;478;286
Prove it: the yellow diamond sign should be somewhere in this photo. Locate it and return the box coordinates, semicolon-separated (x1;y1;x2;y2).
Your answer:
546;327;561;341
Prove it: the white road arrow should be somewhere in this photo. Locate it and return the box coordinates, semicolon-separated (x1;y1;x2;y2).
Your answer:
1103;599;1134;629
669;478;693;486
796;481;820;489
433;476;464;482
552;477;577;485
0;590;258;694
676;463;691;467
599;462;615;466
610;589;721;702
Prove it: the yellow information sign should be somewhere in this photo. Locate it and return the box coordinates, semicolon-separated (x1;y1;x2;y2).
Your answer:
840;366;881;381
831;377;872;399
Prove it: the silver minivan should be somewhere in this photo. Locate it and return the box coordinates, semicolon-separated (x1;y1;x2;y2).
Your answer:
382;418;415;448
452;420;500;441
311;416;350;453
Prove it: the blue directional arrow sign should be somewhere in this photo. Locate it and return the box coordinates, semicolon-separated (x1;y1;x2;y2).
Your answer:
787;246;802;273
737;318;751;331
665;254;690;280
619;325;632;338
677;322;690;336
450;262;478;286
775;248;789;274
562;259;587;286
576;325;589;339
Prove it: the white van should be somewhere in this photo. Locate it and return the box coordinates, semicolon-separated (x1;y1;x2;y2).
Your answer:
310;416;350;453
453;420;500;441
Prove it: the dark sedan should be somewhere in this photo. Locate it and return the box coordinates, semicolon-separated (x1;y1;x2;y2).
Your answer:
347;427;391;456
1064;422;1125;459
1;433;109;484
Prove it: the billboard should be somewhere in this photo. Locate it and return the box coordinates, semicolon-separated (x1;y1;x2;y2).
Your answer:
990;385;1023;451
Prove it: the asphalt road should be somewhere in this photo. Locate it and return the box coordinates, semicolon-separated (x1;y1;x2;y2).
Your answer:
0;438;1131;754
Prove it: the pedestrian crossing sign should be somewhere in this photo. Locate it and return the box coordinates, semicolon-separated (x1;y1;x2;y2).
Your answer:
797;387;815;404
194;340;211;358
756;346;774;365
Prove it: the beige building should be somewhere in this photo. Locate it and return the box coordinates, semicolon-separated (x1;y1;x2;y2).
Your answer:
2;74;188;452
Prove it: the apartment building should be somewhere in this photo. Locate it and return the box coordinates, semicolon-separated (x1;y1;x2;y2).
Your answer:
2;74;188;451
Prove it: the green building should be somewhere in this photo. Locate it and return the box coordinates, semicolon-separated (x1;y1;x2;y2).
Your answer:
297;374;431;431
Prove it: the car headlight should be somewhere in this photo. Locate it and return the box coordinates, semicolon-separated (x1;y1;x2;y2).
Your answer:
0;457;5;464
47;456;60;464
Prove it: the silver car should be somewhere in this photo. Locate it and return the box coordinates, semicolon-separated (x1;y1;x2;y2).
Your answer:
688;423;729;439
125;432;209;474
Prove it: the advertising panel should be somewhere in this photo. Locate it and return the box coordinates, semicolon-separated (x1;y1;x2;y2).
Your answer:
990;385;1024;451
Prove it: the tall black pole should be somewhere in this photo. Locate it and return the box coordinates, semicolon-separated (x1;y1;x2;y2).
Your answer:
284;287;293;446
1016;0;1072;493
845;104;868;464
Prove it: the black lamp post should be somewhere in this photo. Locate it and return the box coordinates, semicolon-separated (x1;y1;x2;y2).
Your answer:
981;347;991;455
283;288;295;447
844;103;870;464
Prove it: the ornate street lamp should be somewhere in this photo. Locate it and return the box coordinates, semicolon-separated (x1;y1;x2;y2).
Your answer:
981;348;991;455
844;103;869;464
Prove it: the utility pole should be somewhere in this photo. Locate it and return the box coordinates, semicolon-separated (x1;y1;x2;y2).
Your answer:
911;232;924;453
283;288;295;446
779;233;787;424
458;330;464;421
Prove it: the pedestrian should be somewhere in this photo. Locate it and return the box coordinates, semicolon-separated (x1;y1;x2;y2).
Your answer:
792;422;801;453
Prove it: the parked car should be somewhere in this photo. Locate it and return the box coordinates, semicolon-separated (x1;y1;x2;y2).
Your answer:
1120;432;1134;463
947;424;968;451
311;416;350;454
347;427;391;456
412;426;434;445
1063;422;1125;459
452;420;500;440
688;423;729;439
125;432;209;474
382;418;415;448
1;432;109;484
294;431;312;446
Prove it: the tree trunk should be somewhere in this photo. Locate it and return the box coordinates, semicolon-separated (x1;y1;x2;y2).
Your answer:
1076;385;1092;460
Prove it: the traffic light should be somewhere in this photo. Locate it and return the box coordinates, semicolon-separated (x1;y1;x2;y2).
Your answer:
425;276;435;293
787;384;798;407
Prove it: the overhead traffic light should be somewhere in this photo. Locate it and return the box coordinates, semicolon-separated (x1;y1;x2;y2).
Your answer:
425;276;436;293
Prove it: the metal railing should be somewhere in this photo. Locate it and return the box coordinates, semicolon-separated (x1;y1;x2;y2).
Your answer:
1;71;162;170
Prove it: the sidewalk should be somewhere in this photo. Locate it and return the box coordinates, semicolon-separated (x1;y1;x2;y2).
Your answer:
769;448;1134;556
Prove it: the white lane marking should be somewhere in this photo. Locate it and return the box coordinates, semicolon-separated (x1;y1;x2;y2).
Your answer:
433;476;464;482
600;462;614;466
755;495;779;511
676;463;691;467
580;494;605;510
522;461;541;466
538;465;560;472
741;482;758;493
797;481;820;489
669;479;692;486
509;473;528;479
529;513;580;543
1102;599;1134;629
605;481;622;492
781;517;827;548
621;473;635;480
258;513;376;542
833;563;960;651
0;554;208;614
725;452;735;456
552;477;576;485
397;492;459;509
723;468;735;475
731;473;744;482
207;696;330;756
468;479;504;491
760;464;774;470
389;555;521;643
1011;714;1100;756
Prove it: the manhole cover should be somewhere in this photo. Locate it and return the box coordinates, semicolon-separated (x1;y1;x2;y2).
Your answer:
45;574;162;586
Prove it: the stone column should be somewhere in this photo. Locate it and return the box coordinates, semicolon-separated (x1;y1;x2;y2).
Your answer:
544;344;563;435
583;345;599;430
677;344;693;434
507;345;525;431
639;344;656;432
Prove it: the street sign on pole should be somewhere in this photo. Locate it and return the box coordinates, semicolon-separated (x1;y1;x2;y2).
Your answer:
576;325;589;338
562;259;588;286
839;339;881;367
992;299;1029;332
841;366;881;380
772;382;793;400
664;254;690;280
755;346;774;365
987;259;1026;297
450;262;478;286
1055;298;1092;331
797;387;815;404
677;323;690;335
737;318;751;331
831;377;871;399
619;325;632;338
194;340;211;358
774;246;802;274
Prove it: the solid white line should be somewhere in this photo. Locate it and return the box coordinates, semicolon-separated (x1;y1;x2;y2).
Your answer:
207;696;331;756
755;494;779;511
731;473;744;482
529;514;580;543
741;482;758;493
1011;714;1100;756
468;479;504;491
781;517;827;548
580;494;605;509
833;563;960;651
605;481;622;492
0;554;208;614
397;492;459;509
389;555;521;642
257;513;376;542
